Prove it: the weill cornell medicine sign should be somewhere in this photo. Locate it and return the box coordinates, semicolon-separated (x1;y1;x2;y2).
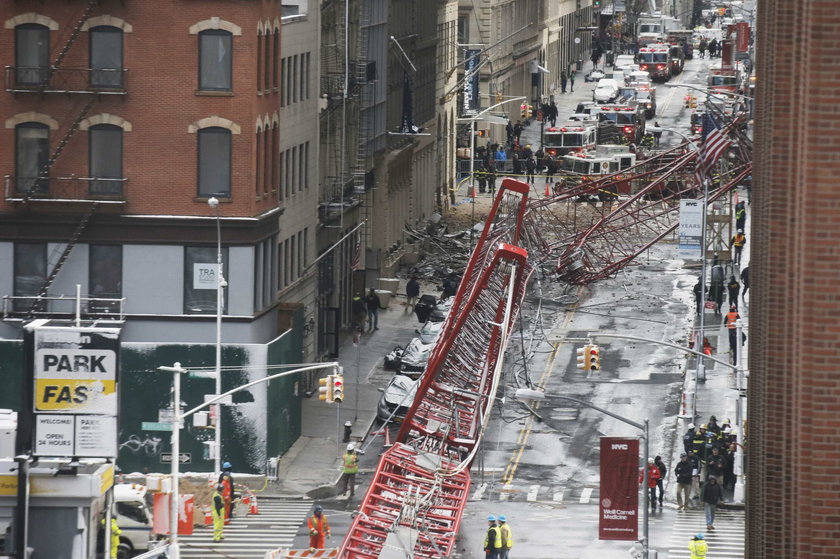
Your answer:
599;437;639;540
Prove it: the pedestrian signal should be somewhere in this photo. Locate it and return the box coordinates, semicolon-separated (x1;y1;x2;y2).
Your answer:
332;374;345;403
319;375;334;403
589;345;601;371
576;345;592;370
475;129;487;137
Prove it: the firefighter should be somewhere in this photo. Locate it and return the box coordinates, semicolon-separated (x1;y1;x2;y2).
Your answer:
100;514;121;559
308;504;331;551
211;483;225;542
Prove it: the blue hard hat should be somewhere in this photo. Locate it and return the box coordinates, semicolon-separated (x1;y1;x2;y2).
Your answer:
498;515;506;522
695;533;705;540
223;461;232;469
487;514;496;522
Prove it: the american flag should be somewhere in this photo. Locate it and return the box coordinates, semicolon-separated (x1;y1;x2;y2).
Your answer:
351;237;362;271
694;122;732;186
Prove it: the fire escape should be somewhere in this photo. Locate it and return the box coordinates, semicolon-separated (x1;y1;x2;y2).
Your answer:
3;0;128;320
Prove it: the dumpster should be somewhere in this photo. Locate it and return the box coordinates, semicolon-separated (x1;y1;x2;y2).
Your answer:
576;59;583;72
414;294;437;323
375;289;393;309
378;277;401;293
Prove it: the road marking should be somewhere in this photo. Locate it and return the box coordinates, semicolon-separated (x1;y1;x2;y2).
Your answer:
526;485;540;501
579;487;593;504
470;483;487;501
499;483;513;501
552;490;565;503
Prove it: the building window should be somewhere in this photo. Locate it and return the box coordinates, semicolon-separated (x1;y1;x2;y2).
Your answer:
273;31;280;89
15;24;49;86
14;242;46;311
256;30;263;92
255;127;263;197
198;127;231;197
264;30;271;91
184;246;229;314
90;26;123;88
89;124;123;195
199;29;232;91
272;125;279;195
89;244;122;312
15;122;49;194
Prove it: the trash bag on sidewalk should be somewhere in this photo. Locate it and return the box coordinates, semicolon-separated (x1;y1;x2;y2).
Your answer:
414;294;438;323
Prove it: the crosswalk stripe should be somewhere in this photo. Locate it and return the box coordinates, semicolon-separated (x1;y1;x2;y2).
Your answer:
664;507;744;559
578;487;593;504
470;482;488;501
526;484;539;501
552;490;564;503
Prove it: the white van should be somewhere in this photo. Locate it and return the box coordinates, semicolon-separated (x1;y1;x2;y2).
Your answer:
112;484;154;558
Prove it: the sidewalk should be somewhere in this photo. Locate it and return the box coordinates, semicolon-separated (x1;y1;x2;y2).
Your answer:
264;279;433;499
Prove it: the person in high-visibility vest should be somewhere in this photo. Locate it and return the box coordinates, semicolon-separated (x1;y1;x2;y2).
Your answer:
725;305;741;363
308;504;331;551
218;461;235;520
731;229;747;266
483;515;502;559
338;443;359;497
211;484;225;542
689;532;707;558
100;515;121;559
497;514;513;559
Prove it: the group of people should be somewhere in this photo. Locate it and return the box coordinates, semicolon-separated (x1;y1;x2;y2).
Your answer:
211;462;237;543
473;142;560;190
697;37;721;58
483;514;514;559
352;288;382;333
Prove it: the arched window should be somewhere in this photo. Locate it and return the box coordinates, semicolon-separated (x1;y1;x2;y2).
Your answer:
15;23;49;86
15;122;49;194
198;127;231;196
90;26;124;88
199;29;232;90
89;124;123;195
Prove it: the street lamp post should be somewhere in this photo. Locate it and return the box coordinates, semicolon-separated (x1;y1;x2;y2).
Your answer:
159;361;340;559
207;197;225;477
515;389;651;559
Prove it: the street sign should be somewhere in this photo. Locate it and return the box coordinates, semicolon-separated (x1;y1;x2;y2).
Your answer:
160;452;191;464
34;414;117;457
142;421;173;432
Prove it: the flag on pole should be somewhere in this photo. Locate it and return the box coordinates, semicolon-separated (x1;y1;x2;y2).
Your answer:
694;121;731;186
351;237;362;271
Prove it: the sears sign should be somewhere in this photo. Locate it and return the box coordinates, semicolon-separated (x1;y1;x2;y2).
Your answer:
33;326;120;415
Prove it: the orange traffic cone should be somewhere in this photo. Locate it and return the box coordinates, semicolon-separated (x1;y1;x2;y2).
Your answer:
544;183;550;196
250;495;259;515
469;185;476;198
204;508;212;526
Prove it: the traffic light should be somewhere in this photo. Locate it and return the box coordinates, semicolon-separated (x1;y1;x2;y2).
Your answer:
589;345;601;371
331;373;345;403
593;0;601;7
475;129;487;137
520;103;528;119
319;375;334;403
576;345;592;370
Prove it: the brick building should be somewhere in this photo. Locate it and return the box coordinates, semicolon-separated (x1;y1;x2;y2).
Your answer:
747;0;840;556
0;0;292;345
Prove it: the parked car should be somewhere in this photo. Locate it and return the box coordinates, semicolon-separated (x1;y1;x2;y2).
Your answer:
613;54;636;69
398;337;435;375
584;68;605;82
416;321;443;344
627;70;652;86
376;374;419;423
593;79;620;103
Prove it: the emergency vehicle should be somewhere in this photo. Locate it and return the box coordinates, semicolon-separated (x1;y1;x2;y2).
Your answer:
560;145;637;195
636;44;672;81
708;66;742;94
543;121;598;156
591;104;646;144
668;44;685;74
667;30;695;58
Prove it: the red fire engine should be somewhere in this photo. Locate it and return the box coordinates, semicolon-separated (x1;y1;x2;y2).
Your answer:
636;44;672;82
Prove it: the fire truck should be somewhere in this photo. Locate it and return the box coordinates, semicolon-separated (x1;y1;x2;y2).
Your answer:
591;104;646;145
636;44;672;82
559;145;637;195
543;121;597;156
708;66;742;94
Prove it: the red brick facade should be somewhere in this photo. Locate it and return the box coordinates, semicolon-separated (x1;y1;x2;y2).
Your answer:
749;1;840;556
0;0;282;218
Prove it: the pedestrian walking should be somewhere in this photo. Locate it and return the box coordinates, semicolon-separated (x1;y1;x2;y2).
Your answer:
735;200;746;231
710;264;724;315
689;450;702;503
211;483;225;542
513;121;523;144
731;229;747;266
337;443;359;497
308;505;331;551
639;457;661;510
683;423;697;455
725;305;741;363
484;515;502;559
525;155;536;184
441;273;458;299
476;164;488;194
689;533;708;558
352;292;366;332
365;288;380;331
545;153;557;185
406;276;420;310
693;280;705;315
675;453;694;511
505;120;514;146
698;38;707;58
497;514;513;559
654;456;667;506
706;447;727;486
218;461;236;519
652;121;662;146
512;153;523;177
487;167;497;194
101;514;122;558
560;70;568;93
727;276;740;310
701;476;724;530
740;265;749;301
569;71;576;92
495;145;507;172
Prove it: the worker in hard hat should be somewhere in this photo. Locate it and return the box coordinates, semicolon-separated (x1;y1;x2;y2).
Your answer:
689;533;707;558
211;483;225;542
483;515;502;559
497;514;513;559
337;443;359;498
218;461;236;520
308;504;330;550
100;512;121;559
